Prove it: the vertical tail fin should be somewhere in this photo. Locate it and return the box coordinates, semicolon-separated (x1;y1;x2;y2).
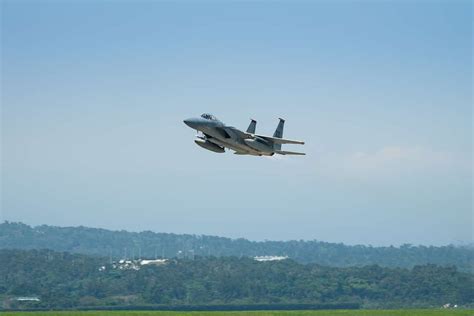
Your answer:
246;119;257;134
273;118;285;138
273;118;285;150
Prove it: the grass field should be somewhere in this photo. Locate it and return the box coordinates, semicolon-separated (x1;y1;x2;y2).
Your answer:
2;310;473;316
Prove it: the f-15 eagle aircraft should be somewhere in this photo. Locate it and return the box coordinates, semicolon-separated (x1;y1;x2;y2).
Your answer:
184;113;305;156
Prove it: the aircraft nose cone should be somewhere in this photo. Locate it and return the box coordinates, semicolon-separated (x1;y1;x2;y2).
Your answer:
183;118;198;129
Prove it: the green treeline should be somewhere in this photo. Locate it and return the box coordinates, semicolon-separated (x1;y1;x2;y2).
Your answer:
1;249;472;310
0;222;472;272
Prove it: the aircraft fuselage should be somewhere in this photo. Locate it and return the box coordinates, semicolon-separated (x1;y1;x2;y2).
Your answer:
184;113;305;156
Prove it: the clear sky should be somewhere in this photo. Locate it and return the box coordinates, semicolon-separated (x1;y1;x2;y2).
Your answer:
1;0;472;246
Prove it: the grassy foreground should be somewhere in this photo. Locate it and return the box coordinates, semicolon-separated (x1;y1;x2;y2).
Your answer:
2;310;473;316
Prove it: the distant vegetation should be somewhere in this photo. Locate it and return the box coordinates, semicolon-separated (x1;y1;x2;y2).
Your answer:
2;311;474;316
0;222;472;272
1;249;473;310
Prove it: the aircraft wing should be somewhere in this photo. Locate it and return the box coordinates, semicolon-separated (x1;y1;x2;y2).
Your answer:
218;126;253;140
217;127;304;145
275;150;306;155
253;134;305;145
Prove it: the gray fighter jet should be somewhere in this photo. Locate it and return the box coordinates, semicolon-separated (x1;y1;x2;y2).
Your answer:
184;113;305;156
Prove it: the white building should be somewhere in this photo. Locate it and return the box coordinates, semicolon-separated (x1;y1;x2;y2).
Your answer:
254;255;289;262
15;297;40;302
140;259;168;266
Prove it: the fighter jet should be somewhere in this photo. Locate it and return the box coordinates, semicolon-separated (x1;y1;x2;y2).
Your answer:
183;113;305;156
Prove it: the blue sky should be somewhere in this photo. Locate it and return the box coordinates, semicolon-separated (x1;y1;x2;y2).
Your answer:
1;1;472;246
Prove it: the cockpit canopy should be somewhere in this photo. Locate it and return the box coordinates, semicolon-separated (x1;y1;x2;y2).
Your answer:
201;113;218;121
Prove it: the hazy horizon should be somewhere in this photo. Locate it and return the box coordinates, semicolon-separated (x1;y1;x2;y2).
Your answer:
2;1;472;247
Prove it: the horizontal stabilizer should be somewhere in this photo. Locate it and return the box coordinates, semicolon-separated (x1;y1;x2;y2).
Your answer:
275;150;306;156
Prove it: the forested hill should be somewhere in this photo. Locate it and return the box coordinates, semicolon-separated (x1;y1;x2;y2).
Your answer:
1;249;473;309
1;222;472;272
